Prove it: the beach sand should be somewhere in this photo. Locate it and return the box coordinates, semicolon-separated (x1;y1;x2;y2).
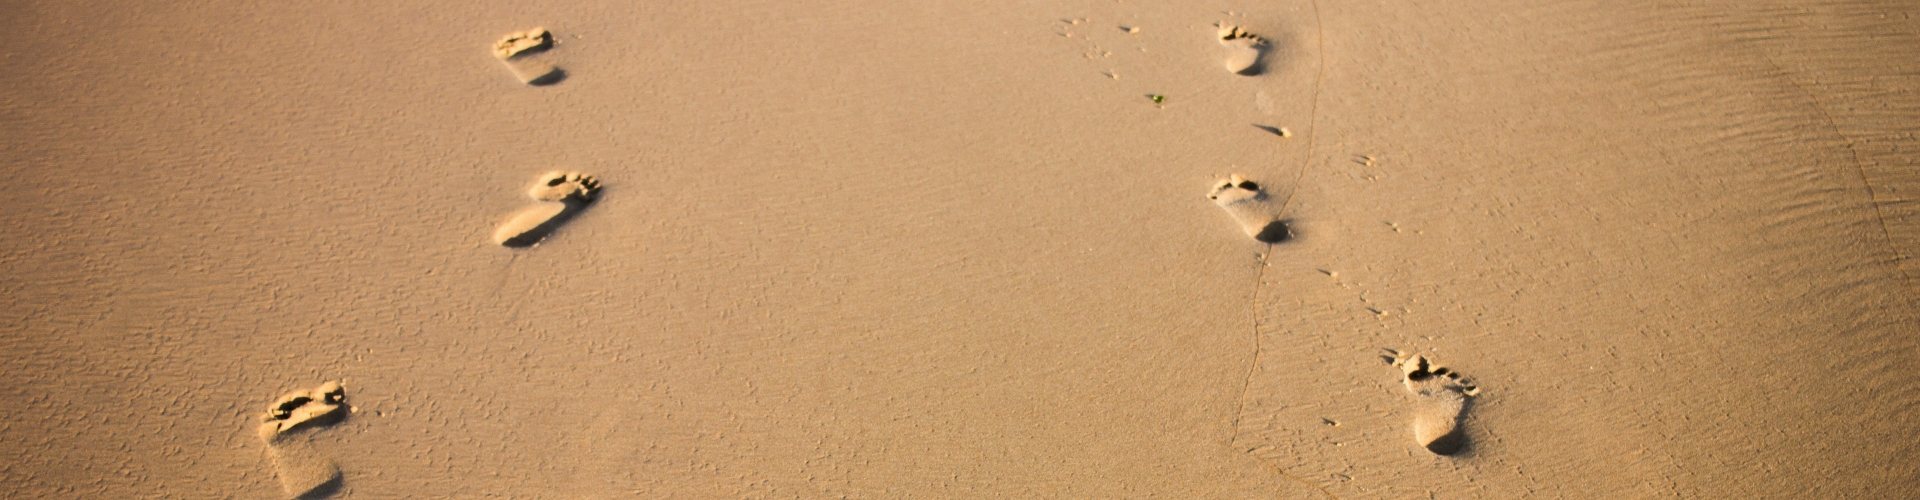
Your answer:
2;0;1917;497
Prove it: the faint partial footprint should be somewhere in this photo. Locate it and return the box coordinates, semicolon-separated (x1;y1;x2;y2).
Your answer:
494;28;565;85
1383;350;1480;455
494;171;602;247
257;381;349;499
1215;23;1268;75
1208;174;1289;242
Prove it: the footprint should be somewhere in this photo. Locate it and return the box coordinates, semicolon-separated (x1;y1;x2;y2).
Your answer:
1215;23;1268;75
494;171;602;247
1208;174;1289;242
494;28;565;85
1382;350;1480;455
257;381;349;499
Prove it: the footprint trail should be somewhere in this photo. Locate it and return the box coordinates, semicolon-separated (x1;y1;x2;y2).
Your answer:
1224;0;1335;496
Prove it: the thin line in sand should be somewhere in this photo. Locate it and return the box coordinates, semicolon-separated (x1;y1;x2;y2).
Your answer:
1228;0;1335;497
1275;0;1329;217
491;252;544;325
1236;247;1339;498
489;251;522;297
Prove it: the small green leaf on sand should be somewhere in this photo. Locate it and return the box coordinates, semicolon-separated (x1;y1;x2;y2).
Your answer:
1148;94;1165;103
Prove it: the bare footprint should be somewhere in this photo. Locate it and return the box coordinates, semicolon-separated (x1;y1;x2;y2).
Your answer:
494;171;602;247
1215;23;1268;75
1383;350;1480;455
494;28;564;85
1208;174;1289;242
257;381;349;499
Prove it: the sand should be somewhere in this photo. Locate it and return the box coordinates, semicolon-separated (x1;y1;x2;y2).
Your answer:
2;0;1917;497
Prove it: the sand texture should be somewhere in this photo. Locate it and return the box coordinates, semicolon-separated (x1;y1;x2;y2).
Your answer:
3;0;1918;498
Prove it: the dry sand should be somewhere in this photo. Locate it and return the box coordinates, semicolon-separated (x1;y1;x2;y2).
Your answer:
3;0;1918;498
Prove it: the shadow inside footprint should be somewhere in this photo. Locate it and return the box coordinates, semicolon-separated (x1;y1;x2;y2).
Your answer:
1422;399;1473;456
1254;220;1293;243
280;405;348;433
294;475;343;500
499;198;594;248
1249;32;1291;76
526;68;566;86
1235;45;1270;76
